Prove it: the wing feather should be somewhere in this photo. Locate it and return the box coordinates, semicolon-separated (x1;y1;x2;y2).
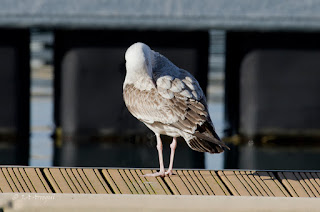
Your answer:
123;69;208;135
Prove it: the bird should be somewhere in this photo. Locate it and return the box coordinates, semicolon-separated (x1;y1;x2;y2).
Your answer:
123;42;229;177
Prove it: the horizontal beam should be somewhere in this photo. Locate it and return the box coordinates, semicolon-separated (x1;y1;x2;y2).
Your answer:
1;194;320;212
1;0;320;30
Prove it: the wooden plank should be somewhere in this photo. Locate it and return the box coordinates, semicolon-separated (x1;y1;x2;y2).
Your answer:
194;171;214;195
181;170;201;195
19;168;36;193
77;169;96;193
32;168;53;193
60;169;78;193
245;171;268;196
300;172;320;197
150;170;172;194
164;171;184;195
129;169;150;194
277;172;296;197
136;170;156;195
210;171;231;195
2;168;19;192
46;168;72;193
258;171;288;197
188;170;209;195
12;168;29;192
43;168;62;193
165;170;191;195
101;169;121;194
6;168;24;192
71;169;90;193
123;170;167;195
34;168;52;193
94;169;112;193
284;172;309;197
235;171;257;196
268;172;290;197
123;169;144;194
65;169;84;193
82;169;111;194
176;170;196;195
201;171;227;196
218;170;248;196
139;169;172;195
53;168;73;193
118;169;138;194
240;171;262;196
294;172;315;197
313;172;320;189
277;172;309;197
104;169;132;194
82;169;103;193
150;170;175;195
307;172;320;197
252;171;274;196
0;168;14;192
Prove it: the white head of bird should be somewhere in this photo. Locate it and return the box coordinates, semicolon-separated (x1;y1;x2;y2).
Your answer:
124;42;154;86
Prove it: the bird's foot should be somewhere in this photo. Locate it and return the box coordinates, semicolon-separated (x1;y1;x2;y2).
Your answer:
141;171;165;178
141;170;174;178
165;170;173;176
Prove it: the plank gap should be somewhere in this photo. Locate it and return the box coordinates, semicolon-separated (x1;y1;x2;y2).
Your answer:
216;171;237;196
35;168;52;193
42;169;60;193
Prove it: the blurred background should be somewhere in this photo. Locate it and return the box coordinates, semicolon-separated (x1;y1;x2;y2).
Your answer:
1;0;320;170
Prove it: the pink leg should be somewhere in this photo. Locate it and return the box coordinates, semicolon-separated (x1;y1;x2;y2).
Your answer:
165;137;177;176
141;133;165;177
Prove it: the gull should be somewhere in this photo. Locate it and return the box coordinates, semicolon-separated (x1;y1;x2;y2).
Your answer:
123;42;229;177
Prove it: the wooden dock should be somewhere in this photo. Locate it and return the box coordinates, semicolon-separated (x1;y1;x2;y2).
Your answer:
0;167;319;197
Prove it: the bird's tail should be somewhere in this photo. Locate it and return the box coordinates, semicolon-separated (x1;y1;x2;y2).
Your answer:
187;136;224;153
184;122;230;153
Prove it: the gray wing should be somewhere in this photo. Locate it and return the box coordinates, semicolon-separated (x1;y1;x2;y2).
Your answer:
123;79;207;134
150;52;210;133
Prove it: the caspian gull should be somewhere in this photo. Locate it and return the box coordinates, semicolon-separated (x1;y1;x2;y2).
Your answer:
123;42;229;177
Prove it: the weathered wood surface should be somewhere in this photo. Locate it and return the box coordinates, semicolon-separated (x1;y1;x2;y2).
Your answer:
0;167;319;197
